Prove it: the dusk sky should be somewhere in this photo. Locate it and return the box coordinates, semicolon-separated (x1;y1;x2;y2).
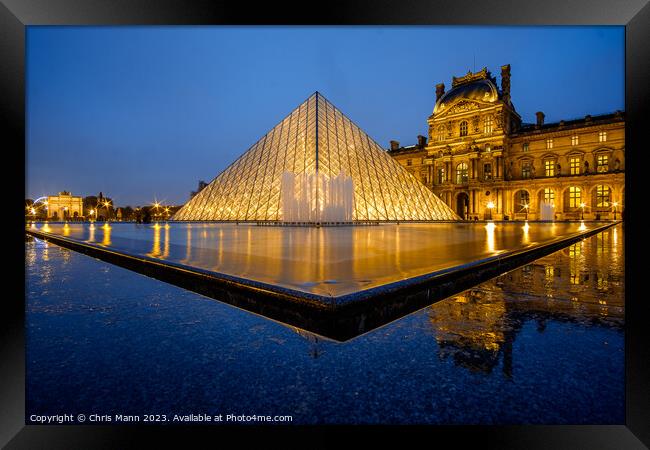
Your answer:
26;26;624;206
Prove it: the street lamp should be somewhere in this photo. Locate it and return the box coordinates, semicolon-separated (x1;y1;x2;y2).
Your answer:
612;202;618;220
523;203;529;221
580;202;585;220
486;201;495;221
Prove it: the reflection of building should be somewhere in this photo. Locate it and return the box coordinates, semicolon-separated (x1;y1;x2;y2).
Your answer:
428;226;623;377
389;65;624;220
174;92;458;222
46;191;83;220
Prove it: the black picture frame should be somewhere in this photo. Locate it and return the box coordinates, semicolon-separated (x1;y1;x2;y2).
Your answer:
5;0;649;447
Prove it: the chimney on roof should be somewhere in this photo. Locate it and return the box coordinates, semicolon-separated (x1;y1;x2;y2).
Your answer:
500;64;511;104
390;140;400;151
417;135;427;148
535;111;545;128
435;83;445;102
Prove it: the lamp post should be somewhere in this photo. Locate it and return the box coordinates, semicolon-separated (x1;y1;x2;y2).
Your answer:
523;203;529;221
580;202;585;220
612;202;618;220
486;201;495;221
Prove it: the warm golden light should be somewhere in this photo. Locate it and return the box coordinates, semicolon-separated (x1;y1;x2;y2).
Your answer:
579;221;587;231
486;201;495;209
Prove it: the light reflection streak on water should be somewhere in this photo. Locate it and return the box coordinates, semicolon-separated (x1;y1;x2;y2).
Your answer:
485;222;496;253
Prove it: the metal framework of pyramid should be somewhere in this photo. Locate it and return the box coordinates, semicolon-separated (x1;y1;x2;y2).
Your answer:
173;92;459;222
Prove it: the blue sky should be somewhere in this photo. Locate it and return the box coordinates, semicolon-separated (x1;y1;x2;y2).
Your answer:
26;26;624;206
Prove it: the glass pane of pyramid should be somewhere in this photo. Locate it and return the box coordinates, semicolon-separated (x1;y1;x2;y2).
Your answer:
173;92;459;222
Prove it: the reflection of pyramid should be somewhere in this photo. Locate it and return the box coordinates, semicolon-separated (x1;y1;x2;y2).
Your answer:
173;92;458;222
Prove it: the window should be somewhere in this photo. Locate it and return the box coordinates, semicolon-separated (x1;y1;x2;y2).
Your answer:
596;185;611;207
437;125;445;141
523;142;529;152
546;138;553;149
518;191;530;208
456;162;468;184
406;159;412;166
570;157;581;175
597;154;609;173
521;161;531;179
599;131;607;142
543;188;555;204
459;121;468;137
484;163;492;180
544;159;555;177
571;135;579;146
484;116;493;134
437;167;446;184
568;186;581;208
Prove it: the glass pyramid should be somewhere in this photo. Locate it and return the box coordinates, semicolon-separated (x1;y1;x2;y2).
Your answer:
173;92;458;222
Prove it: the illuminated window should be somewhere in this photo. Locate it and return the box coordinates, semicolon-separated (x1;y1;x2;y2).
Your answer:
543;188;555;203
571;135;579;146
456;162;469;184
521;161;531;179
596;185;611;207
570;157;581;175
484;163;492;180
406;159;412;166
546;138;553;149
597;154;609;172
437;167;446;184
523;142;529;152
437;125;445;141
484;116;493;134
599;130;607;142
568;186;581;208
544;159;555;177
459;121;468;137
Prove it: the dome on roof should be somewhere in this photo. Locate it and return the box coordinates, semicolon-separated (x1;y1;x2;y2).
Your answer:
434;79;498;114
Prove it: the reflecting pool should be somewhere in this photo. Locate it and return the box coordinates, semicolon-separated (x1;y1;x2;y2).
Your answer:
28;221;610;297
25;224;624;424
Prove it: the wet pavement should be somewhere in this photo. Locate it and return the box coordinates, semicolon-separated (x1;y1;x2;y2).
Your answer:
27;221;610;296
25;224;624;424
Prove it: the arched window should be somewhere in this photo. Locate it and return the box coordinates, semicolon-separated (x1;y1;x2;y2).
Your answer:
459;121;468;137
568;187;581;208
543;188;555;204
595;185;611;207
456;162;469;184
437;125;446;141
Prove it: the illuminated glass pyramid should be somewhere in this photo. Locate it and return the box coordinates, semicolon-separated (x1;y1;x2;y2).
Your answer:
173;92;458;222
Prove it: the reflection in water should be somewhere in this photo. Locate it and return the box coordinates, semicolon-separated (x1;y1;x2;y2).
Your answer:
63;223;70;237
163;224;170;259
101;224;112;246
29;221;611;297
149;224;161;258
428;224;623;377
87;223;95;243
485;222;496;253
522;222;530;244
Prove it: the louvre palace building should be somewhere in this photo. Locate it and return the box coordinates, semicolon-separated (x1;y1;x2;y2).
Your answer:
388;65;625;221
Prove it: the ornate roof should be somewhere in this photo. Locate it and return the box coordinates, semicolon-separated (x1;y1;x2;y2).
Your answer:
434;78;499;115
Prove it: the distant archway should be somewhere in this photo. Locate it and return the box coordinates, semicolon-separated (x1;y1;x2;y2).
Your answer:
456;192;469;219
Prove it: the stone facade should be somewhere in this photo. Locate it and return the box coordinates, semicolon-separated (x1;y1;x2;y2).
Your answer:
388;65;624;221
